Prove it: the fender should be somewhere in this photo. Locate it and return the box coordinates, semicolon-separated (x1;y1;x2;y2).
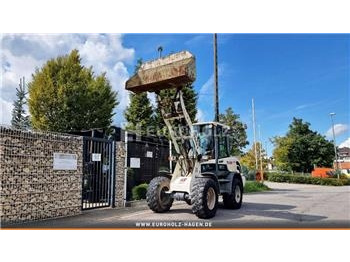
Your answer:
233;172;243;184
226;172;243;186
216;172;244;194
195;172;220;194
158;170;172;180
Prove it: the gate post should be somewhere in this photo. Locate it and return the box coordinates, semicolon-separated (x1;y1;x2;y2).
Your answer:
110;140;116;208
123;131;128;207
113;138;126;208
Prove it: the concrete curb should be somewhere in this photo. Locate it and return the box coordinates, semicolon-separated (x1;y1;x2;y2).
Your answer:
125;199;186;208
125;200;147;208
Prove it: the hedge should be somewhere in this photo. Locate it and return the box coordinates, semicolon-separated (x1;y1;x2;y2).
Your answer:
132;183;148;200
342;178;350;185
244;181;270;193
245;170;269;181
267;173;348;186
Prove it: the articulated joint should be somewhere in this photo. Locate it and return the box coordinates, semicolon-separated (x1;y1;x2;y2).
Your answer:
172;192;190;201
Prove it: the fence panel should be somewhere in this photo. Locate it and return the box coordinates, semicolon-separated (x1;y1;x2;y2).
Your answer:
126;135;170;200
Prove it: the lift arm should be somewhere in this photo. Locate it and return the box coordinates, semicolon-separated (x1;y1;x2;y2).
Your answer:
125;51;199;174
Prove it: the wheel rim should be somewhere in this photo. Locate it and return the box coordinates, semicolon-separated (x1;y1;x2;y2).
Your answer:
206;187;216;210
234;185;241;203
159;186;169;203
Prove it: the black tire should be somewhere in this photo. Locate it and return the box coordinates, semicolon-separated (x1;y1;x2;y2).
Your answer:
223;177;243;209
191;178;218;219
146;176;173;213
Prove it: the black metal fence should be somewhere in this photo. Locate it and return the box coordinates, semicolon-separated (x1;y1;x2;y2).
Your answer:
126;133;170;200
78;127;171;205
82;136;115;210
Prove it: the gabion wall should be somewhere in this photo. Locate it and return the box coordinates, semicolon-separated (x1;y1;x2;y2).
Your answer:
0;126;83;225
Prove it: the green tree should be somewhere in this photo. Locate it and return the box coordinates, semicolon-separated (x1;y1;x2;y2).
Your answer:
240;142;267;171
124;58;154;135
272;118;334;173
124;93;154;135
271;136;293;171
219;107;249;155
11;77;30;129
134;58;143;73
28;49;118;132
154;84;198;136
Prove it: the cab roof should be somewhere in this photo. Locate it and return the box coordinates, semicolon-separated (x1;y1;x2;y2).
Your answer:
193;121;230;130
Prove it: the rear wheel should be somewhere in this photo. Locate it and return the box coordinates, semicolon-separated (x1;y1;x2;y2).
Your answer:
191;178;218;219
223;177;243;209
146;176;173;213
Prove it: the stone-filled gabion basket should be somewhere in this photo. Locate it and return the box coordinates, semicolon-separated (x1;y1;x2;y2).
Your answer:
0;125;83;225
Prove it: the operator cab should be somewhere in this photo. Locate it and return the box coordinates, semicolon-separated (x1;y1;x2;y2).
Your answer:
193;122;231;161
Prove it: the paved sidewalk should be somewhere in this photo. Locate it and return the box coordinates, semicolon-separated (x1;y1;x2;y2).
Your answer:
4;182;350;228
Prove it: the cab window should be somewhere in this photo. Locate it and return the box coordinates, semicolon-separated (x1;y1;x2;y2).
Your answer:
217;126;229;158
195;124;213;157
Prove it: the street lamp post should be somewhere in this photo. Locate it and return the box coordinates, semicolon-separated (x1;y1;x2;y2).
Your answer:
329;112;339;179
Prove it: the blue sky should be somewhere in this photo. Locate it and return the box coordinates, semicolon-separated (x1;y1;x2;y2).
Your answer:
1;34;349;155
123;34;350;155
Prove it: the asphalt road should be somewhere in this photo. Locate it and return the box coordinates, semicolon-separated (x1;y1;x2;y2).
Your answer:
5;182;350;228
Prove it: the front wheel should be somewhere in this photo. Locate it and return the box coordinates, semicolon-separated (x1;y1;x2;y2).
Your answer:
223;177;243;209
146;176;173;213
191;178;218;219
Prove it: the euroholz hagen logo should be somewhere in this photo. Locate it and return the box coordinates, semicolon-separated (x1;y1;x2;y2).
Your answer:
135;221;213;228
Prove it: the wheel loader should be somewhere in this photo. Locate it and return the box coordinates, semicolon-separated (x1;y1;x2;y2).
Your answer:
125;51;245;219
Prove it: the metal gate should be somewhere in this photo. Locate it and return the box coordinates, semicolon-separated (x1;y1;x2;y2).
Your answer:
82;137;115;210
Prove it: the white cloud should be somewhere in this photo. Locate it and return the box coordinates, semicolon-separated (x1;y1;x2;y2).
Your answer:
199;73;214;96
295;101;322;110
1;33;135;125
198;64;224;97
185;35;210;46
111;61;131;111
2;48;44;102
196;108;205;122
0;97;13;125
197;64;225;123
147;92;157;108
339;137;350;148
325;124;349;138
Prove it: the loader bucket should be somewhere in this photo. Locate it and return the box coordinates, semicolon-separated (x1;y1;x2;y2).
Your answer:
125;51;196;93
